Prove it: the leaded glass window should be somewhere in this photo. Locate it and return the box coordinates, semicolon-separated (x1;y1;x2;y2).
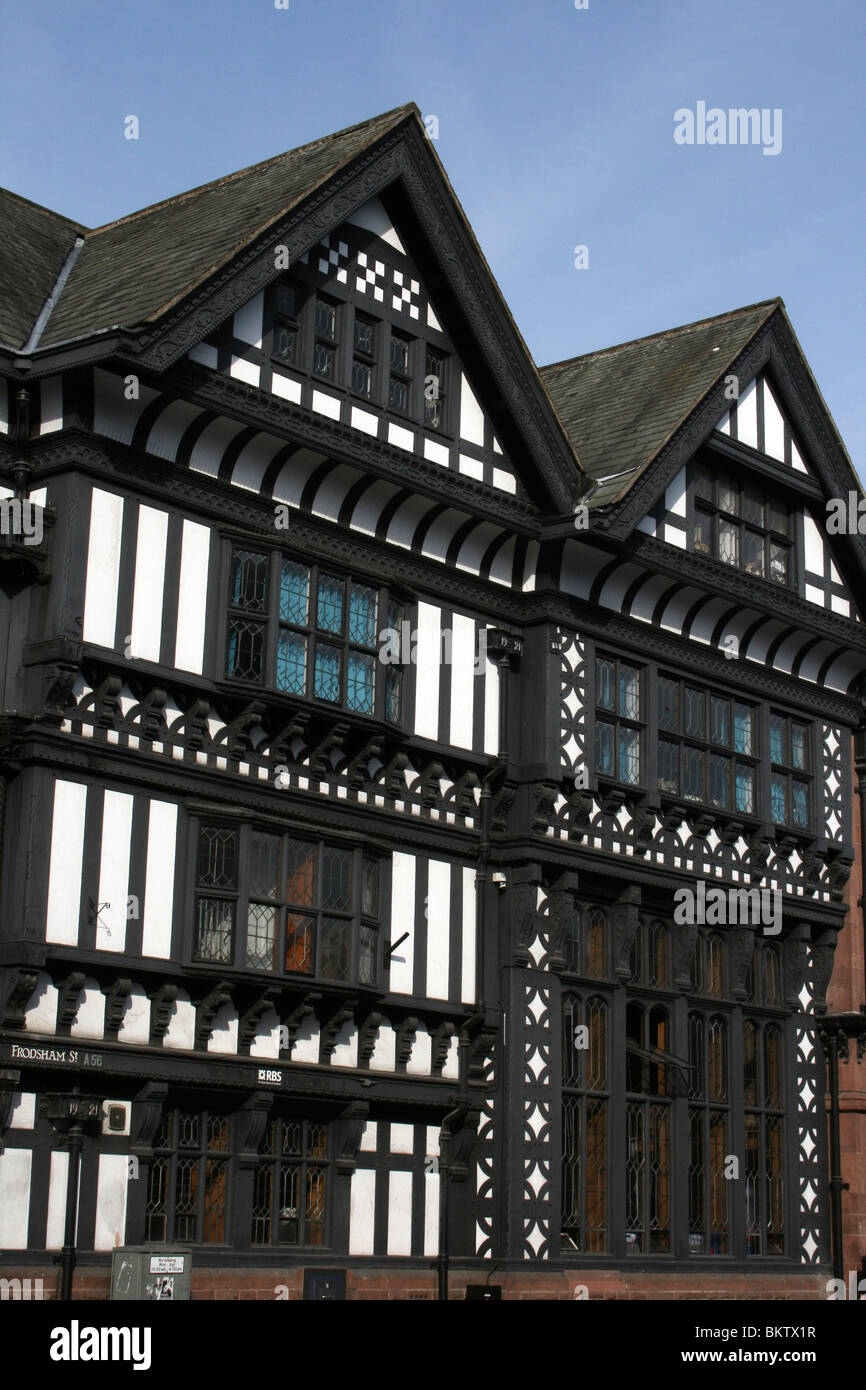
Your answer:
657;676;756;814
251;1119;329;1247
562;994;609;1254
193;823;382;986
595;655;643;786
146;1109;230;1245
690;463;792;585
227;551;403;723
769;712;811;829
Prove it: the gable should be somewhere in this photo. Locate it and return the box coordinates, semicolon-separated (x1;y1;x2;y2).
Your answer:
635;364;863;621
714;373;810;473
185;200;525;500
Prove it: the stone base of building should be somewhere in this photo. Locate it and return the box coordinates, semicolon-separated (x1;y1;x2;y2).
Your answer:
2;1265;832;1301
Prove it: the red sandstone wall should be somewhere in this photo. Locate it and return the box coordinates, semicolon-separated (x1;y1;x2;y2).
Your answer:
825;737;866;1279
3;1266;833;1301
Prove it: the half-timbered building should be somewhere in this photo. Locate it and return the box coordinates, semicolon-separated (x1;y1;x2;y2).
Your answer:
1;103;864;1298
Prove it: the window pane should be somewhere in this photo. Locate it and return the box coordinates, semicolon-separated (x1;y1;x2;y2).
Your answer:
385;667;402;723
769;542;788;584
742;484;763;526
351;360;372;397
708;754;729;809
321;847;351;910
354;318;374;355
683;746;704;800
313;342;334;377
320;917;351;980
693;463;713;501
246;903;276;971
710;697;729;746
276;630;306;695
733;703;753;755
658;677;678;731
249;832;280;898
743;529;764;577
619;726;640;785
348;584;378;646
619;665;640;718
347;651;375;713
596;657;615;710
359;925;378;986
791;723;807;770
735;764;754;814
272;323;298;364
390;335;409;373
361;858;379;917
227;620;265;682
286;839;317;904
231;550;267;610
198;827;238;888
766;499;788;536
769;715;785;764
316;575;343;633
683;688;705;738
658;739;678;794
770;775;787;823
285;913;315;973
693;512;712;555
195;898;234;963
595;720;615;776
791;781;809;827
276;282;299;319
718;476;738;515
718;520;739;566
280;561;310;625
314;644;341;702
315;300;336;337
389;378;409;412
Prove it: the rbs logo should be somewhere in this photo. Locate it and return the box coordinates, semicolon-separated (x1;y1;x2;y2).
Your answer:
258;1068;281;1084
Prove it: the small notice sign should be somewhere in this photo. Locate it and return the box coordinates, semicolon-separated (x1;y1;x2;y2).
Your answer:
149;1255;185;1274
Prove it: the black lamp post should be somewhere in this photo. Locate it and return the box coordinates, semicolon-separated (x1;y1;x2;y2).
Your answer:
39;1087;102;1301
817;1009;866;1281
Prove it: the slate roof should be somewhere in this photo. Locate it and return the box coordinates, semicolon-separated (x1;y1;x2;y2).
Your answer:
0;189;84;350
1;105;417;351
539;300;779;506
0;111;831;516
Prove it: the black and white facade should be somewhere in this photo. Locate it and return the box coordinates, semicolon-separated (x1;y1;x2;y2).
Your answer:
1;104;864;1285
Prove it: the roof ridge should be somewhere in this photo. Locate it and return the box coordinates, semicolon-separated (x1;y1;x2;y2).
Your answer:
539;298;781;373
86;103;420;238
0;184;88;234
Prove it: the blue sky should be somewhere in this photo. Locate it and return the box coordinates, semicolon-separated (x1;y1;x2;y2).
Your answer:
2;0;863;478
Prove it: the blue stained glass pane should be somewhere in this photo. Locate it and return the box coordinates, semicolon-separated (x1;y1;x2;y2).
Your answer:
769;716;785;765
770;775;786;823
595;721;615;776
619;666;640;719
596;658;615;710
314;645;341;702
734;704;752;755
735;766;754;814
347;651;375;713
348;584;377;646
276;631;306;695
280;561;309;625
791;782;808;827
317;576;343;634
619;727;640;784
